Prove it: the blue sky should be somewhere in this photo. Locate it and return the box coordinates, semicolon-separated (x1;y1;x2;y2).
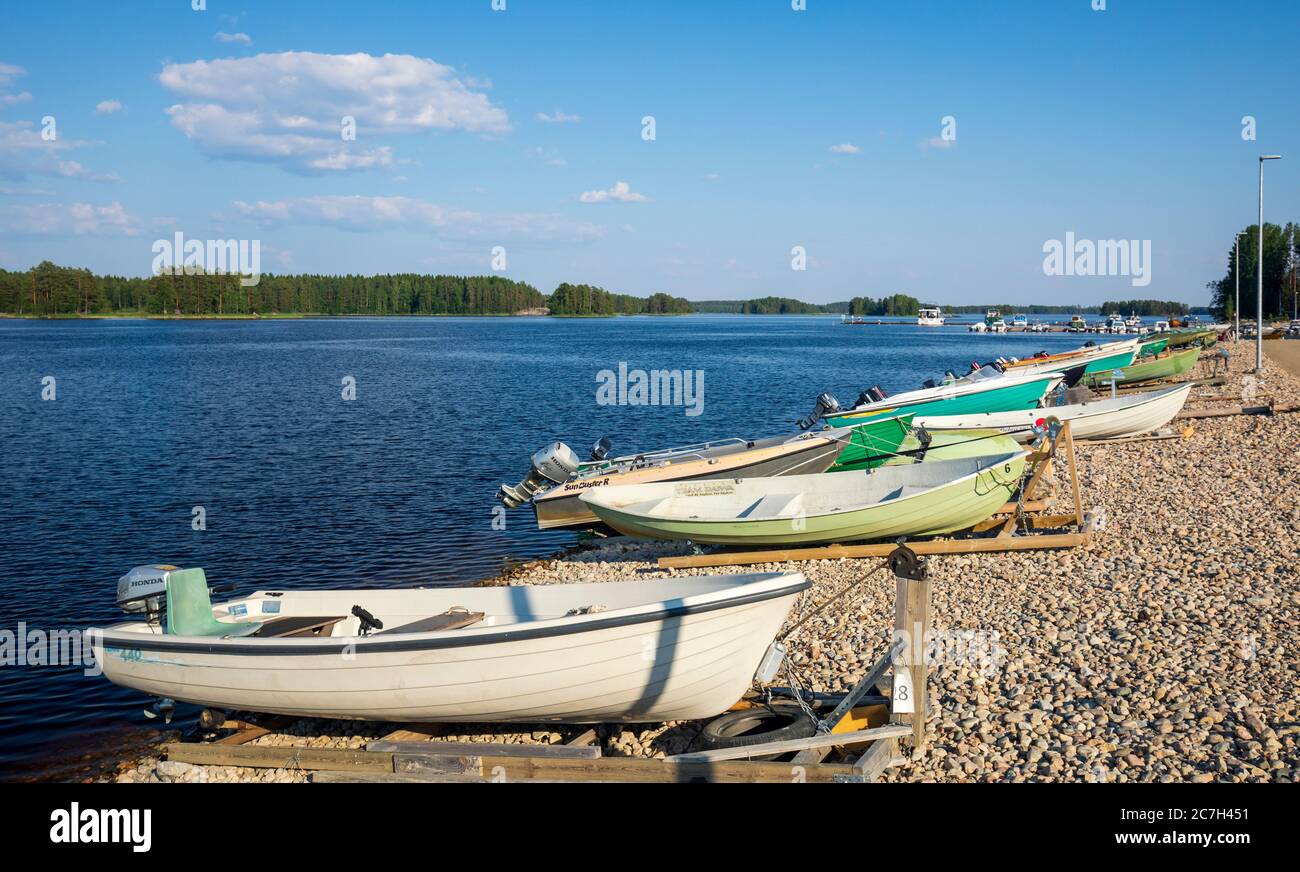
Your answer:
1;0;1297;305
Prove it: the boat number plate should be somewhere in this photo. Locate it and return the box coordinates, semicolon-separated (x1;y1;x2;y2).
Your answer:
892;669;915;714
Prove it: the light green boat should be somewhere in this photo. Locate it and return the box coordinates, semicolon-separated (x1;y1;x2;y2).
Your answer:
831;427;1022;471
1164;328;1216;349
1082;345;1201;387
579;450;1029;546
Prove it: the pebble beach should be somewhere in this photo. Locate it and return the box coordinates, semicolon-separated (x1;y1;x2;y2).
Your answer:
110;343;1300;784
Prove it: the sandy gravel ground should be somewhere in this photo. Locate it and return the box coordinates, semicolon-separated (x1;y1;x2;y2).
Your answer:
111;343;1300;783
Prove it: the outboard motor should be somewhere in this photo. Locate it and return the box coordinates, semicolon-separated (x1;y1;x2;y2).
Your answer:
589;436;612;462
921;378;937;390
498;442;581;507
797;392;841;430
855;386;889;407
912;426;933;463
116;564;179;622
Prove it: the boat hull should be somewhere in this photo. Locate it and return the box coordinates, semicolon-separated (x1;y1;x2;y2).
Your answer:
92;575;808;724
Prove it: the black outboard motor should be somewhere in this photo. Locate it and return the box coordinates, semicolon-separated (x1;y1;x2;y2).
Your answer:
589;436;612;462
921;378;937;389
855;386;889;407
797;392;842;430
912;426;932;463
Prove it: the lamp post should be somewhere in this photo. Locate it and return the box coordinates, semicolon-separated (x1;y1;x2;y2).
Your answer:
1257;155;1281;372
1235;231;1247;342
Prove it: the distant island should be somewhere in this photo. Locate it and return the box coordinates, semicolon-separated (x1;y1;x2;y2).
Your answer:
0;262;1197;319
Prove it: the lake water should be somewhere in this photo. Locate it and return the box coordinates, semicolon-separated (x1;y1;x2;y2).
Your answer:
0;315;1095;778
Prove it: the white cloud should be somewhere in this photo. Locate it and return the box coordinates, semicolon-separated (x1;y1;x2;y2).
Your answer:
537;109;580;124
0;121;118;181
578;180;649;204
231;194;603;243
0;61;32;107
829;143;861;154
159;51;510;175
920;137;955;150
703;172;720;181
95;100;124;115
0;200;138;236
213;31;252;46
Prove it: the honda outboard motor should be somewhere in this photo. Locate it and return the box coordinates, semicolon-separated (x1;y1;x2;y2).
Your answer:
589;436;612;462
797;392;841;430
117;564;179;621
498;442;581;507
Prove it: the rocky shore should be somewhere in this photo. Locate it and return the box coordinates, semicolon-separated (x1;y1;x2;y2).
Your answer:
111;344;1300;783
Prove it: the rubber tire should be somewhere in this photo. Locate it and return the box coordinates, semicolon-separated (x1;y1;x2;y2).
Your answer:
695;704;817;759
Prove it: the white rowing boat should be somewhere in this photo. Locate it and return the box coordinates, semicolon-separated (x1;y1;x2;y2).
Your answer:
913;383;1192;442
92;566;809;724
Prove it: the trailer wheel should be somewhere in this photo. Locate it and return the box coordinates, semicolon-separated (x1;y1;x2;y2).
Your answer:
695;704;817;759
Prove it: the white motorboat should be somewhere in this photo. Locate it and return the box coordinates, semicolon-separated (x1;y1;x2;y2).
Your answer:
917;306;945;326
92;566;809;724
914;383;1192;442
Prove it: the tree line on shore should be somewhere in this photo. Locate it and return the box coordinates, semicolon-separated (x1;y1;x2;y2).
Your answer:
0;261;1207;319
1207;223;1300;321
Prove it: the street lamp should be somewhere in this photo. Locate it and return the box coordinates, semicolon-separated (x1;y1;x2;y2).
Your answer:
1257;155;1281;372
1235;230;1247;342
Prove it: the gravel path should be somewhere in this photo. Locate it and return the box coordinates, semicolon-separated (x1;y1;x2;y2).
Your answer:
112;343;1300;783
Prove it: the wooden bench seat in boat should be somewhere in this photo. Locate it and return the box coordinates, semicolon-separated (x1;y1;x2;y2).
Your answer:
254;616;347;638
382;609;486;635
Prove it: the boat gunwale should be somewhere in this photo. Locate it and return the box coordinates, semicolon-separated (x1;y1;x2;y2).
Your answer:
92;574;811;657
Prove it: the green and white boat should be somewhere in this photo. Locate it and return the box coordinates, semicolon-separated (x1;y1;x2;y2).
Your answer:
580;450;1029;546
811;371;1064;430
1082;345;1200;388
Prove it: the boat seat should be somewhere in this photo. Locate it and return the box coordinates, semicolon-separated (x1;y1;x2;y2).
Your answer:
742;493;804;518
382;608;485;635
255;616;347;638
165;568;262;637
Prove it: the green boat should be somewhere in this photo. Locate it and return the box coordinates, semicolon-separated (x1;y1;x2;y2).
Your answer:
817;371;1062;429
831;427;1023;471
1083;345;1200;387
1137;337;1169;357
1164;328;1216;349
580;451;1030;546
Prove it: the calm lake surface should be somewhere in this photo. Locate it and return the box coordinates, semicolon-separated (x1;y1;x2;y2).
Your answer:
0;315;1094;778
